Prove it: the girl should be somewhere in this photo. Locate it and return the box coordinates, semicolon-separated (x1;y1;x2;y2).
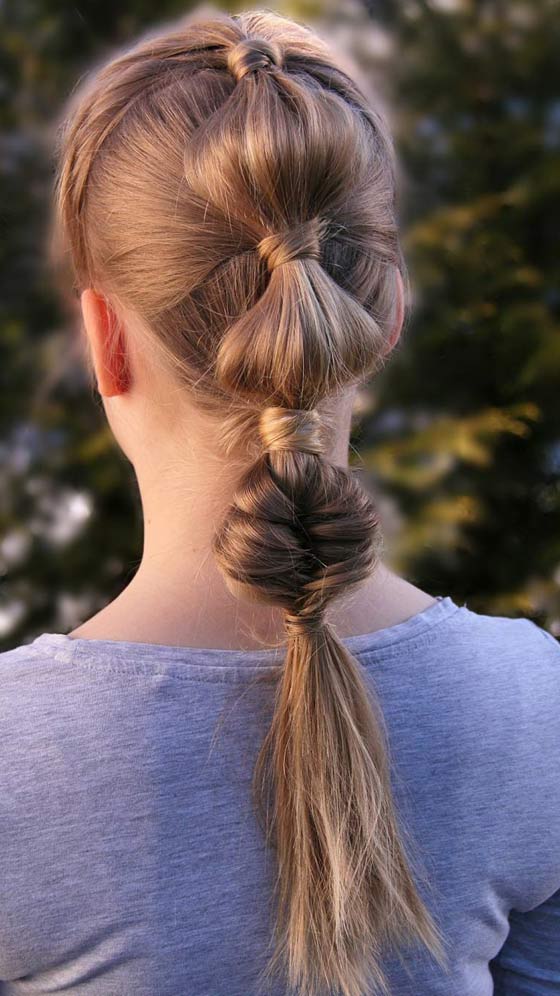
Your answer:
1;9;559;996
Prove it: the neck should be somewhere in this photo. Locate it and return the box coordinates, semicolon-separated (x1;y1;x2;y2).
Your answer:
69;402;436;648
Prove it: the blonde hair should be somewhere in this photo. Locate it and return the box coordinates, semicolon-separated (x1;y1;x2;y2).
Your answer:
54;10;446;995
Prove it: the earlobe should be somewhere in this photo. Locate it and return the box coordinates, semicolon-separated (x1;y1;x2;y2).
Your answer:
80;289;130;396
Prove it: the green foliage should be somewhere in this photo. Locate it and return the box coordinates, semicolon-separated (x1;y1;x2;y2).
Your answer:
349;0;560;631
1;0;559;647
0;0;200;646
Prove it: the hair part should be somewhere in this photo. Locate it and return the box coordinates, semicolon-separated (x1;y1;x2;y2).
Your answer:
54;9;447;994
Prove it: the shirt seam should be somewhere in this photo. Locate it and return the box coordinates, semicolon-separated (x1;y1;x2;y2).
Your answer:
27;603;465;685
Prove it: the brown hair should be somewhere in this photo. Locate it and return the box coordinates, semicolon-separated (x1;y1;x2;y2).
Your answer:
54;9;446;995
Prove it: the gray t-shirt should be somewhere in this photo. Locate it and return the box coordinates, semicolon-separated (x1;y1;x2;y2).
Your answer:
0;596;559;995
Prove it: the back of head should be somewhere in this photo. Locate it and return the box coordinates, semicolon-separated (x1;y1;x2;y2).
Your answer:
54;10;446;994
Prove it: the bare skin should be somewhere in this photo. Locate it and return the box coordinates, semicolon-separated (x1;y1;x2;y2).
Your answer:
69;272;436;650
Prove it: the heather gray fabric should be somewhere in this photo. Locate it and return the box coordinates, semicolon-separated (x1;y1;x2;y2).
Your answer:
0;596;559;995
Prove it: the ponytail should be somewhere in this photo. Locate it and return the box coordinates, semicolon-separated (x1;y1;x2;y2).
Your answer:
214;413;439;996
54;9;447;994
213;271;445;996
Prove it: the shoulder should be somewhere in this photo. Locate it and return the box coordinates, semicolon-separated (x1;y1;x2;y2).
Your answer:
450;603;560;682
449;609;560;895
431;604;560;774
433;602;560;712
382;602;560;778
0;637;49;680
410;597;560;674
0;635;71;722
386;598;560;699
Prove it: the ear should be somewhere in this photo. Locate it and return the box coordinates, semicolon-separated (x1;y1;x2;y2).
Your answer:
80;289;130;396
382;267;405;356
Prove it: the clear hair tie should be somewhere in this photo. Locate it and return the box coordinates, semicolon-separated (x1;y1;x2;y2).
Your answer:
227;37;283;83
285;608;326;637
259;407;323;456
257;216;325;272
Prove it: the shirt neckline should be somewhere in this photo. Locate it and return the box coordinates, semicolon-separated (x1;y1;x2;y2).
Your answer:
30;596;461;679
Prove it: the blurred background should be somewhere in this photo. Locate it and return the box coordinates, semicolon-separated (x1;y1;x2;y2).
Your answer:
1;0;559;650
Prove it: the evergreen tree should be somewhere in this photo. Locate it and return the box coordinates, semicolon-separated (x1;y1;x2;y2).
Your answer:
351;0;560;630
0;0;558;648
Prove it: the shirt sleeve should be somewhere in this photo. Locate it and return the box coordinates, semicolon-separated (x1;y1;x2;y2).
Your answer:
490;622;560;993
490;886;560;994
